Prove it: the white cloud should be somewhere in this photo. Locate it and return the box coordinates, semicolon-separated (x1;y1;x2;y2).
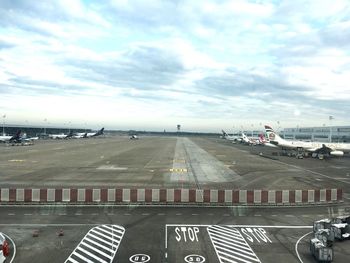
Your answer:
1;0;350;131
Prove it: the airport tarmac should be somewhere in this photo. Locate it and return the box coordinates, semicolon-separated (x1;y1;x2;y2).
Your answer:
1;136;350;192
0;205;349;262
1;136;350;262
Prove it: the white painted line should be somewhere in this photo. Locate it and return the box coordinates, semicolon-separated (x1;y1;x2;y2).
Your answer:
166;224;313;228
64;224;125;263
271;159;350;185
3;233;16;263
295;231;312;263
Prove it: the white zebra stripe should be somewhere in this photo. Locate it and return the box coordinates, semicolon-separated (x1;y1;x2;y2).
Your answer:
207;226;261;263
65;224;125;263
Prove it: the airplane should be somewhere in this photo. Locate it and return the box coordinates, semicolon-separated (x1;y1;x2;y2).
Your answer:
221;130;241;142
265;125;350;159
241;132;265;145
0;130;21;143
49;130;73;139
0;131;38;145
241;132;255;145
130;134;139;140
73;133;87;139
86;127;104;138
258;133;277;147
20;133;39;142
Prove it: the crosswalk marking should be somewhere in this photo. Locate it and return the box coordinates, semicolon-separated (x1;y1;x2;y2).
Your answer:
207;225;261;263
65;224;125;263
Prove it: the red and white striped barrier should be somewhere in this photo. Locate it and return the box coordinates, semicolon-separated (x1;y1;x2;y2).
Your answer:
0;188;343;205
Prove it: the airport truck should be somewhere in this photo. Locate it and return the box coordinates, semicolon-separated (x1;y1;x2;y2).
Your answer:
313;219;332;232
310;237;333;262
310;216;350;261
310;222;334;261
331;215;350;240
314;229;334;247
331;223;350;240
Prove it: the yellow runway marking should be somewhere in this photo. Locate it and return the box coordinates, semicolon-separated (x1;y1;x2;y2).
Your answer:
169;168;188;173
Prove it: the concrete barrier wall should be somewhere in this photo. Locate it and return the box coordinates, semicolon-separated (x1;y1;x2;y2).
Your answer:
0;188;343;205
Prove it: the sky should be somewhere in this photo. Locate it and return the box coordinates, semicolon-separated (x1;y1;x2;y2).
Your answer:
1;0;350;132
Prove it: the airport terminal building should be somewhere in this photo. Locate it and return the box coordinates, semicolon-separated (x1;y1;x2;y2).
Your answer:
282;126;350;142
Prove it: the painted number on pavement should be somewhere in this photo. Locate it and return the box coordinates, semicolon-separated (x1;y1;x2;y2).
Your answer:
129;254;150;262
184;254;206;263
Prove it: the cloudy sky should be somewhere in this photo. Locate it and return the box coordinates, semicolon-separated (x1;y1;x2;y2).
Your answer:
1;0;350;132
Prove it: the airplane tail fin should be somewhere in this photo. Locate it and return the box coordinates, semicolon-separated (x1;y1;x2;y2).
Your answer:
9;130;21;142
14;130;21;138
264;125;284;143
97;127;104;135
241;132;249;142
258;133;266;143
222;130;228;137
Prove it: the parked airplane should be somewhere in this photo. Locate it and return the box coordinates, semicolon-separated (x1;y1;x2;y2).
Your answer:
86;127;104;138
130;134;139;140
0;130;21;143
258;133;277;147
241;132;255;145
73;133;87;139
0;131;38;145
49;130;73;139
265;125;350;158
221;130;241;142
20;133;39;142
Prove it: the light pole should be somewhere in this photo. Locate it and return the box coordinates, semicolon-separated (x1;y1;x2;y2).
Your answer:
44;118;47;135
2;114;6;136
251;124;254;138
329;116;334;143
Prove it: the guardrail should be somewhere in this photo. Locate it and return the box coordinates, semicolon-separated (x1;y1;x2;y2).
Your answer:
0;188;343;205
